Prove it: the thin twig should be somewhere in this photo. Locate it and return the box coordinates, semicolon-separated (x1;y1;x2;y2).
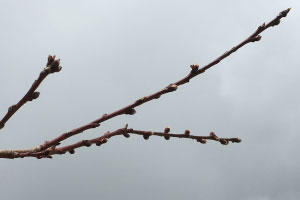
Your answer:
0;126;241;159
0;55;62;130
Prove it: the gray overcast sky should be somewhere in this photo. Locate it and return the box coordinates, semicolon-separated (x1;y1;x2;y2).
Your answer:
0;0;299;200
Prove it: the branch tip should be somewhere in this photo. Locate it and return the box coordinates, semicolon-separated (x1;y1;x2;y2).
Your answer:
232;138;242;143
279;8;291;17
44;55;62;74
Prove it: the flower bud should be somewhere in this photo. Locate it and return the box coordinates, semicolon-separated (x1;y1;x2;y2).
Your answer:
164;127;170;133
184;130;190;136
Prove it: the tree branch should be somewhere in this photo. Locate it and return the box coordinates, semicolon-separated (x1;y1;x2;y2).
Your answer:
0;125;241;159
0;8;290;159
0;55;62;130
33;8;290;151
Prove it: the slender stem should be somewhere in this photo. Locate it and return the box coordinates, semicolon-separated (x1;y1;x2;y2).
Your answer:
0;127;241;159
0;55;62;130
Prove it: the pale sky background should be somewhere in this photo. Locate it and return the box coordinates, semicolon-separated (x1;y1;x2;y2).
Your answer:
0;1;299;200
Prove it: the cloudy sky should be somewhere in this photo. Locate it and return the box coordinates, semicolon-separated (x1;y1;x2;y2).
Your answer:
0;0;299;199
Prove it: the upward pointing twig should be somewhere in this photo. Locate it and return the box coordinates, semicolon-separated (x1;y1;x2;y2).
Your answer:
0;55;62;130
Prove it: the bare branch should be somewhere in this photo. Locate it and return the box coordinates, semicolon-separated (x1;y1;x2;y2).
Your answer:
0;126;241;159
0;55;62;130
32;8;290;151
0;8;290;159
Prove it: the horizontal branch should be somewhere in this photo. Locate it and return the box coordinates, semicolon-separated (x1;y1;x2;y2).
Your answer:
0;55;62;130
0;126;241;159
33;8;290;151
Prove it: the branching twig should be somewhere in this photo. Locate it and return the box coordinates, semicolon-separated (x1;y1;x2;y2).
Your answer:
0;55;62;129
35;8;290;151
0;8;290;159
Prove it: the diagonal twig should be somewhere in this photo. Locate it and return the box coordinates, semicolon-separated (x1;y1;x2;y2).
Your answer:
0;55;62;130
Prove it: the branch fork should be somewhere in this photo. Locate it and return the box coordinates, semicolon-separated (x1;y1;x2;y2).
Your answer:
0;8;291;159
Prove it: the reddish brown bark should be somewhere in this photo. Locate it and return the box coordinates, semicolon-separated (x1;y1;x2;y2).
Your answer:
0;8;290;159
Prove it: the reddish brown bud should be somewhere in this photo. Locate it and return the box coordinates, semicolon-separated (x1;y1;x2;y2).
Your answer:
143;134;150;140
47;55;55;65
52;59;60;67
210;132;219;140
250;35;262;42
28;92;40;101
101;138;108;143
164;135;170;140
125;108;136;115
8;105;17;112
272;19;280;26
220;138;228;145
166;84;177;92
210;132;216;137
197;138;206;144
137;96;147;103
232;138;242;143
82;140;92;147
164;127;170;133
123;132;130;138
96;142;101;146
190;64;199;72
258;23;265;30
184;130;190;136
69;149;75;154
